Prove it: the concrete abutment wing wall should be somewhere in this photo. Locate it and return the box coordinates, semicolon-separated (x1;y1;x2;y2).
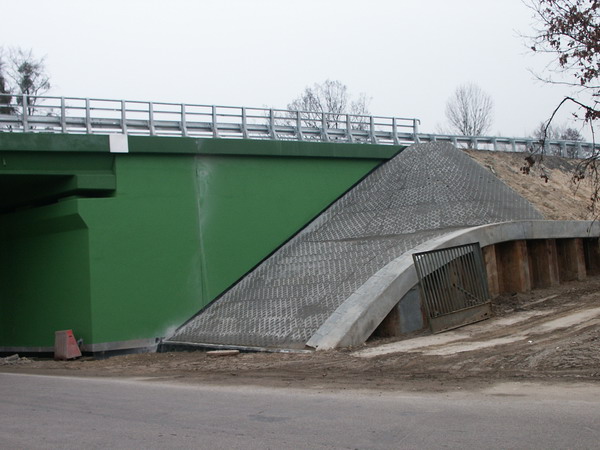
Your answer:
167;142;548;350
308;220;600;350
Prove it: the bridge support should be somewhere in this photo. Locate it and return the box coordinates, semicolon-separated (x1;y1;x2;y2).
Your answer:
496;240;532;294
583;237;600;275
371;233;600;343
527;239;560;289
481;237;595;296
556;238;587;282
482;245;499;297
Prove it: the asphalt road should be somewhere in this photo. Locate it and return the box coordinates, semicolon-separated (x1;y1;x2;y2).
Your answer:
1;373;599;449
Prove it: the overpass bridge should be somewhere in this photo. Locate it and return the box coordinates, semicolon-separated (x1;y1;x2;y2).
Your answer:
0;95;598;355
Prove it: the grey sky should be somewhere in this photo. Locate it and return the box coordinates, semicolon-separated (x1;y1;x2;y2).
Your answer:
2;0;584;138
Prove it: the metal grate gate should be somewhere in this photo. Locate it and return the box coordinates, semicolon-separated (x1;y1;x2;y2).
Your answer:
413;243;491;333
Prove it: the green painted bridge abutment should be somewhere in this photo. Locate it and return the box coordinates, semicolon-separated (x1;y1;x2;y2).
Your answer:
0;133;400;352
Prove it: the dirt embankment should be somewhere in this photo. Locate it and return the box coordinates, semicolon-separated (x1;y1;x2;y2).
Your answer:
466;150;595;220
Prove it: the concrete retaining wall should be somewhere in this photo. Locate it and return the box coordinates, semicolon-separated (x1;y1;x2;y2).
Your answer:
306;220;600;350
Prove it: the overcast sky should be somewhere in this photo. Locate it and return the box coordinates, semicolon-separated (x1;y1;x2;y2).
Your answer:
2;0;586;138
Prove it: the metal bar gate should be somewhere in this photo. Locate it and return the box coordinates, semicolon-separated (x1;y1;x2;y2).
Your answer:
413;243;492;333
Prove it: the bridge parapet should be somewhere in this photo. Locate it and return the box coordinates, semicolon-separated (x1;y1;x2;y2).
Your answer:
0;94;418;146
1;93;597;157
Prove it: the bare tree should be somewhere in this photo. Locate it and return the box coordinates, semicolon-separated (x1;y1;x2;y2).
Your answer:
0;52;13;114
0;47;50;114
532;121;584;156
526;0;599;209
444;83;494;136
4;47;51;115
532;122;584;141
528;0;599;129
287;80;370;130
562;127;584;141
527;0;598;140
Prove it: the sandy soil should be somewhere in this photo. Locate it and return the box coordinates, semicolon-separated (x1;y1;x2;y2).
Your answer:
466;150;595;220
2;150;599;392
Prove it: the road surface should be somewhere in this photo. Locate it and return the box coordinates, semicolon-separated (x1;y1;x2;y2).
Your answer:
1;373;599;449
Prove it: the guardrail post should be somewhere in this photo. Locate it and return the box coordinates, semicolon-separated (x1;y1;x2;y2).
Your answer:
577;142;583;158
471;137;478;149
511;139;517;152
22;94;28;131
392;117;399;145
321;112;329;142
529;140;536;153
296;111;303;141
492;138;498;151
370;116;377;144
346;115;354;143
180;104;188;137
60;97;67;133
121;100;127;134
269;108;277;139
85;98;91;133
413;119;420;144
560;141;567;157
149;102;155;136
212;105;219;138
241;107;248;139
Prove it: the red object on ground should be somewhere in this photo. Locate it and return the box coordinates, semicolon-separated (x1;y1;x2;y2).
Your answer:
54;330;82;360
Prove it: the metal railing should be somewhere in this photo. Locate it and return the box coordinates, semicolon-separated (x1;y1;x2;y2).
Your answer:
415;132;599;158
0;94;597;157
0;94;419;145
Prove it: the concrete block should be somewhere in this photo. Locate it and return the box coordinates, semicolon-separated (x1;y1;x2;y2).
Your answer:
398;287;424;333
206;350;240;357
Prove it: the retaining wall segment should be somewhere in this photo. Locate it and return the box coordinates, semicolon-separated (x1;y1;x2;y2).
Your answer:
167;142;543;349
306;220;600;350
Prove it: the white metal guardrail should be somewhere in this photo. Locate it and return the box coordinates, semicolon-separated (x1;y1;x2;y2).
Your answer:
0;94;419;145
0;94;597;156
415;133;598;158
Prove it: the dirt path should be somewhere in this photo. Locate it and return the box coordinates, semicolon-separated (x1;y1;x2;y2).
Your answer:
3;277;600;392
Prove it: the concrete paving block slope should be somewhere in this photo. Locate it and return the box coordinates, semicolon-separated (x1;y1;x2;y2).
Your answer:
167;142;543;349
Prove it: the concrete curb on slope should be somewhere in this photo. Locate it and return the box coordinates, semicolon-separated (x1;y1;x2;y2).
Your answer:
306;220;600;350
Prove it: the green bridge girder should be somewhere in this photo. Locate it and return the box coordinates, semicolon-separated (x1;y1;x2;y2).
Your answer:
0;133;401;352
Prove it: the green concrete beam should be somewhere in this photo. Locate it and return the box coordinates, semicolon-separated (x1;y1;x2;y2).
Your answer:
0;133;109;152
0;133;403;159
129;136;403;159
